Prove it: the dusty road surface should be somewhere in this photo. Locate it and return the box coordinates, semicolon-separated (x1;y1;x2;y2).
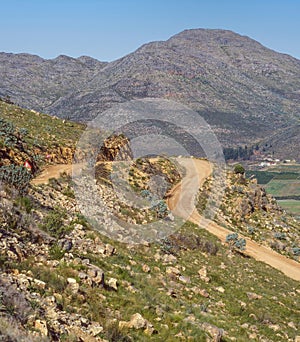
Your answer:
167;158;300;282
31;163;85;185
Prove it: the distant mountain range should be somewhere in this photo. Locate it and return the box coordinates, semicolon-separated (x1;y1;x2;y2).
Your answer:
1;29;299;160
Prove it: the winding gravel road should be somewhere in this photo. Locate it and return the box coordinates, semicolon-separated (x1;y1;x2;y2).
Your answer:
32;159;300;281
167;158;300;282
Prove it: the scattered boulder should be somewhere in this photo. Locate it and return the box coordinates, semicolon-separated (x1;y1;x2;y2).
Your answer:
200;322;224;342
119;313;155;335
179;275;191;284
34;319;48;336
142;264;151;273
247;292;262;300
67;278;79;295
166;266;180;276
87;322;103;336
162;253;177;264
198;266;210;282
107;277;118;291
215;286;225;293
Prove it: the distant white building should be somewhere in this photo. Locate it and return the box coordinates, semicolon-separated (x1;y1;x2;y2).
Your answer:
259;162;270;167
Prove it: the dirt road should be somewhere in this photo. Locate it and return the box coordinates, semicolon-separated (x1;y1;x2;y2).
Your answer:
31;163;85;185
167;158;300;282
32;159;300;281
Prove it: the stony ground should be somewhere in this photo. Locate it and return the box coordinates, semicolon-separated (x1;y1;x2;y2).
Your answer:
197;171;300;261
1;102;299;341
1;167;300;341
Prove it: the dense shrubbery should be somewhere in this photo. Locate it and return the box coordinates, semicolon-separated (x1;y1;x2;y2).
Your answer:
0;118;15;136
141;189;169;218
0;117;31;150
223;146;254;161
274;232;287;240
0;165;32;193
0;118;18;147
160;233;219;256
14;196;33;213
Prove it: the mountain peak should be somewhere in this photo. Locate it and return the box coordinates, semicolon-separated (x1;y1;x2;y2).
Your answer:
0;29;299;160
77;55;108;68
168;28;264;50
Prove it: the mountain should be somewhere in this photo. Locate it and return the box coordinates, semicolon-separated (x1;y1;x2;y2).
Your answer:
0;53;107;110
1;29;300;159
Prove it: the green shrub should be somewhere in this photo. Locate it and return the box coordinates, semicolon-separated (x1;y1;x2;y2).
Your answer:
274;232;286;240
0;118;15;136
0;165;32;193
19;127;28;137
4;135;17;147
31;266;67;293
104;321;131;342
39;209;70;238
226;233;246;251
234;164;245;175
14;196;33;213
291;247;300;256
49;243;66;260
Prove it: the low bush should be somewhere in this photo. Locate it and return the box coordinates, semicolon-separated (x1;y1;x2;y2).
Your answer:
0;165;32;193
14;196;33;213
226;233;246;251
39;208;71;238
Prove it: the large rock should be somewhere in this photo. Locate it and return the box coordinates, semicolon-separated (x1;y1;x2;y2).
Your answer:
67;277;79;294
200;322;224;342
34;320;48;336
119;313;155;335
166;266;181;276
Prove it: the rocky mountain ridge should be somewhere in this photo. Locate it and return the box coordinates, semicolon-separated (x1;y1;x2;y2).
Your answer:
1;29;300;160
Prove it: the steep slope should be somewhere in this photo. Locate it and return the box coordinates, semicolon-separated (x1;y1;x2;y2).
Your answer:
1;29;300;158
259;124;300;160
1;103;300;341
0;100;84;169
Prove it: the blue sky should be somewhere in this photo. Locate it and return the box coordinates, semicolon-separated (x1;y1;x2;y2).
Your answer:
1;0;299;61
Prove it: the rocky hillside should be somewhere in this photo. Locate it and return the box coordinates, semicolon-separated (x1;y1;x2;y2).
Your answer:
1;169;300;341
0;100;84;170
1;29;300;159
198;169;300;260
0;104;300;341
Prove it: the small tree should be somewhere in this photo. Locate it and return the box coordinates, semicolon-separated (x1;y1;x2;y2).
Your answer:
234;164;245;175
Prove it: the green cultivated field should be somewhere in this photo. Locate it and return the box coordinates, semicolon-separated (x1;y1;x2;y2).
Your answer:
278;199;300;216
247;164;300;216
265;179;300;197
266;164;300;173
